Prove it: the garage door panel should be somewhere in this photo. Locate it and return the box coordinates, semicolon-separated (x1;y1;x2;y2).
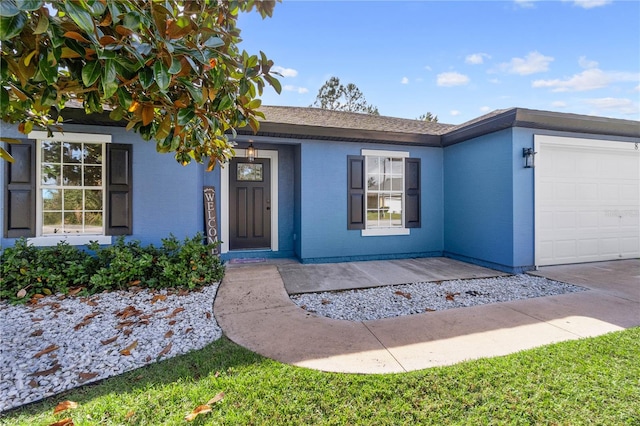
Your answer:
535;136;640;266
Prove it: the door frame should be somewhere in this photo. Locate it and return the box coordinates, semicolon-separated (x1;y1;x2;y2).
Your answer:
220;149;278;254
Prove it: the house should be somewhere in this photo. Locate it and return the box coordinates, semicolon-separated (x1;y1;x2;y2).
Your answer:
2;106;639;273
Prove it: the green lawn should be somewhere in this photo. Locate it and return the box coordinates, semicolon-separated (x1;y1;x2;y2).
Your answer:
2;328;639;425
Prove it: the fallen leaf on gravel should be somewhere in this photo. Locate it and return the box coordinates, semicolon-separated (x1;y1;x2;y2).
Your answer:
178;289;189;296
31;329;44;337
150;294;167;304
128;280;141;286
165;307;185;319
48;418;73;426
321;299;331;305
168;320;177;325
83;312;100;321
445;292;460;301
425;308;436;312
78;372;99;381
184;328;193;334
206;392;225;405
120;340;138;356
123;329;133;336
33;294;45;299
116;320;136;329
117;306;142;319
34;344;59;358
394;290;412;299
28;379;39;388
158;342;172;357
164;330;174;338
101;336;118;345
153;307;169;314
85;299;98;307
205;312;211;319
31;317;44;322
53;400;78;414
30;363;61;376
185;405;212;421
74;320;91;330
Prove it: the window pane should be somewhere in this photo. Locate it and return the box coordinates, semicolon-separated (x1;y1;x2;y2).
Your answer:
41;164;61;186
85;190;102;210
63;165;82;186
84;212;102;233
84;165;102;186
63;142;83;163
41;141;61;163
391;158;403;174
42;189;61;210
367;175;380;191
237;163;263;181
64;189;83;210
387;194;403;227
367;157;380;174
64;211;83;231
43;212;62;235
391;176;403;191
85;144;102;164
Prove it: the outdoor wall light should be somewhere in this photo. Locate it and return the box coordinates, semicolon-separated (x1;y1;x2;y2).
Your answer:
246;140;257;162
523;147;536;168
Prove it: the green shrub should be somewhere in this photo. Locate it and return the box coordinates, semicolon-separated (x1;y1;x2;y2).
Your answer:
1;234;224;303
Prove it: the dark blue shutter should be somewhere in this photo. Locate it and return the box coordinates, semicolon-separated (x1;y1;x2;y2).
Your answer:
106;144;132;235
404;157;421;228
4;140;36;237
347;155;365;230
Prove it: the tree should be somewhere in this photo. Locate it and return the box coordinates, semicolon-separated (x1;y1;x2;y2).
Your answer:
311;76;379;115
417;112;438;122
0;0;281;170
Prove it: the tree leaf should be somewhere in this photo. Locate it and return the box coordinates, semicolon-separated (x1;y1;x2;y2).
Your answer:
153;60;170;92
63;31;91;43
81;61;101;87
0;12;27;41
139;67;154;90
0;0;19;17
17;0;43;12
177;106;195;125
48;418;74;426
53;400;79;414
62;1;94;34
185;405;212;422
102;59;118;98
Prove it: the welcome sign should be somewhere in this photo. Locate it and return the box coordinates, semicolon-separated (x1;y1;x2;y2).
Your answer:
203;186;219;256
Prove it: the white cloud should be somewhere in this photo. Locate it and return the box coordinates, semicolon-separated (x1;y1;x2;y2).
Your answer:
480;106;491;113
466;53;491;65
564;0;612;9
437;71;470;87
424;65;432;72
585;97;639;116
272;66;298;77
450;110;461;116
634;84;640;92
551;101;568;108
283;85;309;94
499;51;554;75
489;78;501;84
401;77;409;84
532;68;639;92
578;56;599;69
515;0;537;8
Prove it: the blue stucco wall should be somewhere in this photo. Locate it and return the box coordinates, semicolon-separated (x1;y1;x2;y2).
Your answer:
443;128;517;271
1;123;206;249
297;140;444;263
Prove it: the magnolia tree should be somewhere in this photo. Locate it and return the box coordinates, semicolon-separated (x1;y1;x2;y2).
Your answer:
0;0;281;169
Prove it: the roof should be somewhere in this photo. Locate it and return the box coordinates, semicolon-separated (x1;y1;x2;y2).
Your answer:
56;104;640;146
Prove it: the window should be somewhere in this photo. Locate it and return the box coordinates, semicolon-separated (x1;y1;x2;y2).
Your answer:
4;132;133;245
347;150;421;236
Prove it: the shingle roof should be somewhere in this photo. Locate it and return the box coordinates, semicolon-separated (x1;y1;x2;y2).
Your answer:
258;105;454;135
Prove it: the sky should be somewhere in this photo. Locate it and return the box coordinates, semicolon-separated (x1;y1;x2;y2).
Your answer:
237;0;640;125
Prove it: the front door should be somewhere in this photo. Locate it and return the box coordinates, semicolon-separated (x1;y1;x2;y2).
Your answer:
229;157;271;250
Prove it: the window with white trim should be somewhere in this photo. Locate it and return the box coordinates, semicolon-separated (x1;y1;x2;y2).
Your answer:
348;149;420;236
39;139;106;235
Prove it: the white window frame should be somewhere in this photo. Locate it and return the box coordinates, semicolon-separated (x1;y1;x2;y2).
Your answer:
361;149;410;236
28;131;112;246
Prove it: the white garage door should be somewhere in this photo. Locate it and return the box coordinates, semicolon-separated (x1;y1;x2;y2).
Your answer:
535;135;640;266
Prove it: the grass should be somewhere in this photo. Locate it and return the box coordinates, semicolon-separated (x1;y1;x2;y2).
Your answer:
2;328;639;425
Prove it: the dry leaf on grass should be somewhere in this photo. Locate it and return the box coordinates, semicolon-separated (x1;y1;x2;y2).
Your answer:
33;344;59;358
48;418;74;426
125;410;135;419
184;405;212;422
120;340;138;356
206;392;225;405
53;400;78;414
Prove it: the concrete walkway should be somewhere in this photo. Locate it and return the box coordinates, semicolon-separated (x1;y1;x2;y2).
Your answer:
214;258;640;374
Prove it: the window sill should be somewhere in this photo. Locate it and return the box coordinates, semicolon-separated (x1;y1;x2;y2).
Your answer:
361;228;410;237
28;235;112;247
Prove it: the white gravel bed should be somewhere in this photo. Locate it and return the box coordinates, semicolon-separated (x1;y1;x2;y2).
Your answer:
290;275;587;321
0;284;221;413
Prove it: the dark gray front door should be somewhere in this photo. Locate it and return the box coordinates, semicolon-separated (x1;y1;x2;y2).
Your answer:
229;157;271;250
